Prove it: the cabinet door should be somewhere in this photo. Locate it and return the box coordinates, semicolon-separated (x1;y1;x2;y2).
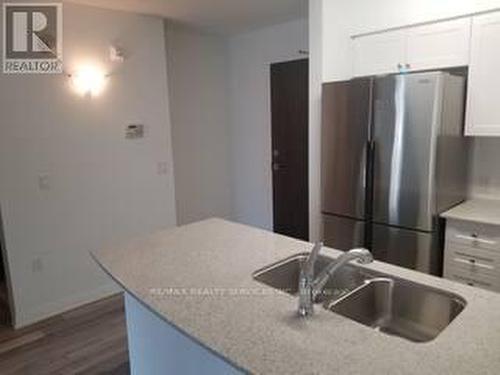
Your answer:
466;12;500;136
406;18;471;71
353;30;406;77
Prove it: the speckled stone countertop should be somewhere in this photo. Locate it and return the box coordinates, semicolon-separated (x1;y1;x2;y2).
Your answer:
442;198;500;226
92;218;500;375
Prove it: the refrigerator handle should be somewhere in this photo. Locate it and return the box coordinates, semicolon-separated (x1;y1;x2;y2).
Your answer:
364;139;375;248
364;78;375;249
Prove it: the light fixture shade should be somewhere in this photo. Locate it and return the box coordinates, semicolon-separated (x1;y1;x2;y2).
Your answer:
71;65;107;97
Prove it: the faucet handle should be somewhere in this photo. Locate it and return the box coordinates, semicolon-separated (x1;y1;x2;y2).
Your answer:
348;248;374;264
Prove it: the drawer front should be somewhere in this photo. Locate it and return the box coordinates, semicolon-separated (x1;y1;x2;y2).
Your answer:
446;221;500;251
444;244;500;277
444;266;499;292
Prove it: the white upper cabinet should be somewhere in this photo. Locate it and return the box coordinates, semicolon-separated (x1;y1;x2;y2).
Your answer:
353;30;407;77
465;12;500;136
406;18;471;71
353;18;471;77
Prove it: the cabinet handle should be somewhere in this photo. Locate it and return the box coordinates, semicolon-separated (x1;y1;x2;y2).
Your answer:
455;251;494;263
455;234;496;245
454;257;494;270
453;274;492;288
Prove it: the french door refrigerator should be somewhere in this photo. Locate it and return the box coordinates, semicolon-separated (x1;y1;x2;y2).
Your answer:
321;71;468;276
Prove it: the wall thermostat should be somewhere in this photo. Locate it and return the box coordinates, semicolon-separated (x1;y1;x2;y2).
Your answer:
126;124;144;139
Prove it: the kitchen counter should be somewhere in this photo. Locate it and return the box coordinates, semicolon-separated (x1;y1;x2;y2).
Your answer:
92;219;500;375
442;198;500;226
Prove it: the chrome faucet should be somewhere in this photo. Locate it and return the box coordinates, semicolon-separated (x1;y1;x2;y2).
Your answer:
298;243;373;317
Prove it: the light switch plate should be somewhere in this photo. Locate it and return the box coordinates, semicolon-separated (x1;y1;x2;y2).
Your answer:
157;162;168;176
38;174;51;191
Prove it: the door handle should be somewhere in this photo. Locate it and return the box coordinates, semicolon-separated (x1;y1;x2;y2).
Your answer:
273;163;284;171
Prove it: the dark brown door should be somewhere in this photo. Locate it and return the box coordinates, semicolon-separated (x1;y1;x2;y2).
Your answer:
270;59;309;241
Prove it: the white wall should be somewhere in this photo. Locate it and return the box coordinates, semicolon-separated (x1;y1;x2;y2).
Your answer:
320;0;354;82
308;1;322;242
0;3;177;327
469;139;500;198
165;22;233;225
228;18;309;230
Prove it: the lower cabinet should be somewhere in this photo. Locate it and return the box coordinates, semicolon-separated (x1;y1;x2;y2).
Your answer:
444;220;500;292
124;293;243;375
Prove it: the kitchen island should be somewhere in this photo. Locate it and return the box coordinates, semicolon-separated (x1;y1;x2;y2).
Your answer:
92;219;500;375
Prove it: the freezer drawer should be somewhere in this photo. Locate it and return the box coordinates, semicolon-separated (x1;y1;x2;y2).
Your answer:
323;215;366;251
372;224;442;275
321;79;371;219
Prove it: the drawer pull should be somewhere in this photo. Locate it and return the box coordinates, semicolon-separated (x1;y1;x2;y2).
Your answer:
455;251;495;263
454;258;494;270
455;234;496;245
452;274;492;287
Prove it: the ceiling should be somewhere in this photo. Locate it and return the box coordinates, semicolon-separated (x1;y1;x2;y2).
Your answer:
63;0;308;35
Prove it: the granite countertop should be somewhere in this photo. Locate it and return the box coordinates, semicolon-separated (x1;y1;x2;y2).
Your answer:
92;218;500;375
442;198;500;226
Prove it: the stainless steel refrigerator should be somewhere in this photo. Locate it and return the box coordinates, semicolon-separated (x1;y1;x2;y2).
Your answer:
321;71;469;276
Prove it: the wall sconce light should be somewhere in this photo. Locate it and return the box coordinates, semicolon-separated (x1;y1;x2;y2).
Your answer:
70;65;108;98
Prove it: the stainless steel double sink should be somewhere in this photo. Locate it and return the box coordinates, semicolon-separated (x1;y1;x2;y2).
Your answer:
253;253;466;343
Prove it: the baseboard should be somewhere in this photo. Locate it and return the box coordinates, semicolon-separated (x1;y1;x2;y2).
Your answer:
13;282;121;329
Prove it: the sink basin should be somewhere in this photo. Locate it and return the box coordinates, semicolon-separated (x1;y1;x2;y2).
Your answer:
253;253;467;342
253;253;373;303
328;277;466;342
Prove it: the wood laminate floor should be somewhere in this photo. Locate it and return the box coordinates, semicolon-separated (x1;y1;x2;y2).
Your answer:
0;294;130;375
